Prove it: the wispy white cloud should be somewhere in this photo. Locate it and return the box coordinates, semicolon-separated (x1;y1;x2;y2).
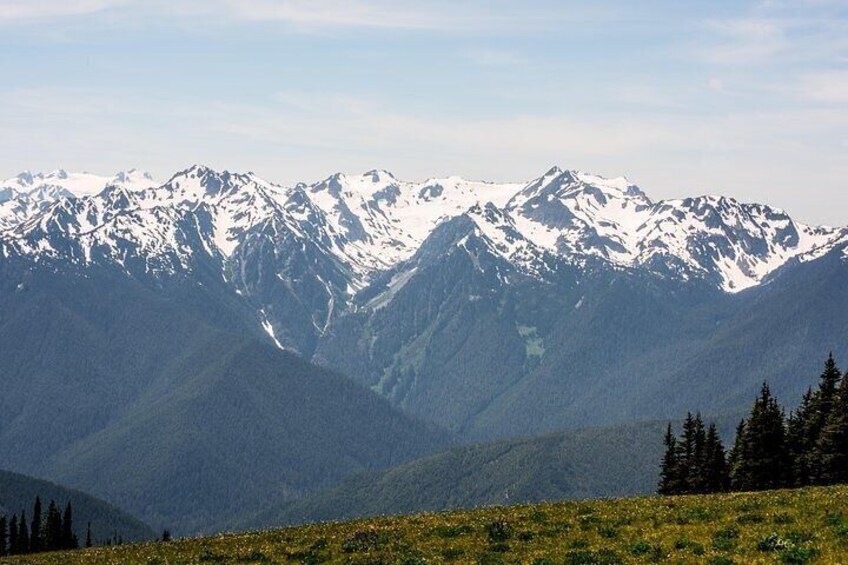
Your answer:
800;70;848;103
0;0;124;21
0;0;621;32
700;18;788;65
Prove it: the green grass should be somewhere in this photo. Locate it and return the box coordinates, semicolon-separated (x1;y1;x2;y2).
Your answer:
6;486;848;564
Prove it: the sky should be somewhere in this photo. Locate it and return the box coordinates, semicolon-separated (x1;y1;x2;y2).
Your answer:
0;0;846;225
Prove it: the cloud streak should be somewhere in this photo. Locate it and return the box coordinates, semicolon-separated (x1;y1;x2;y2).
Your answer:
0;0;124;21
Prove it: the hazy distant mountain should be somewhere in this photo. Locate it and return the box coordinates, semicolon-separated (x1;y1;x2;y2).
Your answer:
0;468;154;542
0;163;844;529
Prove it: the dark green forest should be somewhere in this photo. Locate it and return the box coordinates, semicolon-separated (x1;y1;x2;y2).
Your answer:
660;353;848;495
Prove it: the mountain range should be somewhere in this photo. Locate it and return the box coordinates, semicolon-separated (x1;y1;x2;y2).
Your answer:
1;164;845;532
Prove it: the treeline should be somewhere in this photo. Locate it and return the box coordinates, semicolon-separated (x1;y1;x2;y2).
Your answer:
0;495;84;556
660;353;848;495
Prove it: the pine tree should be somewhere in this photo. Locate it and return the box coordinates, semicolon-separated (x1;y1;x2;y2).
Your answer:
692;413;708;493
30;496;42;553
0;514;7;556
731;383;790;491
44;500;62;551
815;373;848;484
19;510;29;554
658;423;680;495
675;413;698;492
8;515;18;556
62;503;75;549
85;522;92;548
727;419;745;483
809;354;842;482
703;423;730;492
787;389;814;486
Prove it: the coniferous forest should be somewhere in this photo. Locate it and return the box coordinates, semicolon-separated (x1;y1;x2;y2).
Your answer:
659;353;848;495
0;495;85;556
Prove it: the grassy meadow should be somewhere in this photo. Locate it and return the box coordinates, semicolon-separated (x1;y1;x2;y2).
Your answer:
4;486;848;564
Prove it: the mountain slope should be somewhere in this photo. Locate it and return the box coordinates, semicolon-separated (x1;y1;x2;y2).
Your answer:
0;261;449;534
251;421;669;528
0;469;154;542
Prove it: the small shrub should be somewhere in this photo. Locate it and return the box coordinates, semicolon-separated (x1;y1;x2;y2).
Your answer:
432;524;474;539
517;530;536;541
737;512;765;524
568;538;589;549
486;520;513;543
758;533;791;552
310;539;328;551
341;530;385;553
629;540;664;561
441;548;465;561
773;513;795;525
712;527;739;551
673;537;704;554
707;558;735;565
489;542;511;553
630;540;652;555
825;512;844;527
530;510;548;524
779;546;819;564
598;526;619;539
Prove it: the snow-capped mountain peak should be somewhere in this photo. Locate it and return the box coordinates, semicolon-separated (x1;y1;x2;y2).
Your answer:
0;164;842;295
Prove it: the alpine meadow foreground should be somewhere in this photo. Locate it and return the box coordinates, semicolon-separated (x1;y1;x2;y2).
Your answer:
4;486;848;564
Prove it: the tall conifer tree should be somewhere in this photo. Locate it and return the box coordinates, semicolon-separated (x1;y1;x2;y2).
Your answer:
30;496;42;553
703;423;730;492
44;500;61;551
815;373;848;484
62;503;76;549
0;514;7;556
731;383;790;491
8;515;18;556
658;423;680;494
19;510;29;554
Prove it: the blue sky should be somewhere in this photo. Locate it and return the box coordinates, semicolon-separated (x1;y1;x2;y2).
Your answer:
1;0;846;224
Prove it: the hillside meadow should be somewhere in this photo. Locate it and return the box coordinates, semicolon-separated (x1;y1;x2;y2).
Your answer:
4;486;848;564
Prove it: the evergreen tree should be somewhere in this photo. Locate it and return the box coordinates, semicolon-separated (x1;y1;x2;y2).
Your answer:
85;522;92;548
0;514;7;556
8;515;18;556
815;373;848;484
731;382;790;491
691;413;708;493
62;503;76;550
727;419;745;483
703;423;730;492
787;389;814;486
658;423;681;494
44;500;62;551
675;412;698;492
30;496;42;553
19;510;29;554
